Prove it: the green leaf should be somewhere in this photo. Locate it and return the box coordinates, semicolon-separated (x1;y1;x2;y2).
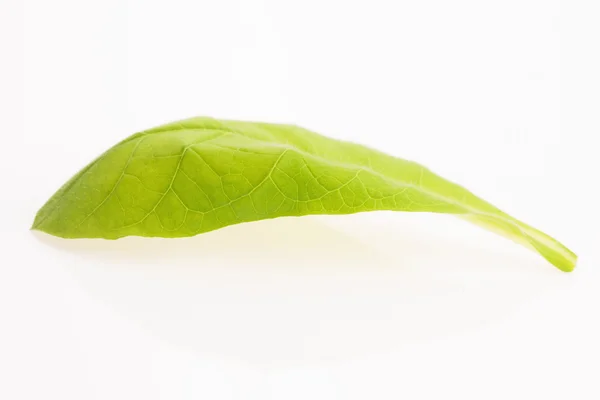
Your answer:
32;117;576;272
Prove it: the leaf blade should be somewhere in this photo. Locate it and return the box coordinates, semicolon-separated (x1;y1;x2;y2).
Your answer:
32;117;577;271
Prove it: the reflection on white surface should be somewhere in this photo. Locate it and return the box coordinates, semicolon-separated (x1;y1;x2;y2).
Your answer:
34;214;568;367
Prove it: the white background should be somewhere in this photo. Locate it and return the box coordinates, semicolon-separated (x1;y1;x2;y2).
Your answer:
2;0;600;399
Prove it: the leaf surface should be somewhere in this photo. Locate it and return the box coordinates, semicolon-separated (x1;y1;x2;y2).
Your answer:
33;117;576;271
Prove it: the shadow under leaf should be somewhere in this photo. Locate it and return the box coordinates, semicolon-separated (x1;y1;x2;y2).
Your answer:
33;215;569;367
